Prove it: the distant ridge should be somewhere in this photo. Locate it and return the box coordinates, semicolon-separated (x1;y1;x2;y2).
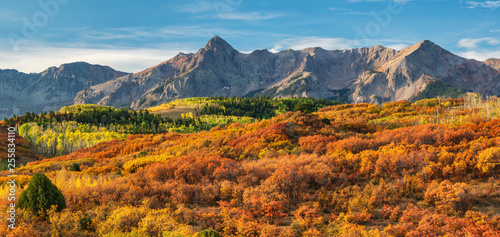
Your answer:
0;62;128;119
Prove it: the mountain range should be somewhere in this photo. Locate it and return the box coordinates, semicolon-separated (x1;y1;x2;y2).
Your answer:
1;36;500;119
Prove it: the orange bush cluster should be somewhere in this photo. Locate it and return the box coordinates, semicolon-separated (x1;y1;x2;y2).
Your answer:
3;98;500;236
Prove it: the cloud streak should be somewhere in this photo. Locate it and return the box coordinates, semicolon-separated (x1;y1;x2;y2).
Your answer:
176;0;282;20
457;37;500;49
218;12;282;20
38;25;282;45
0;46;189;73
457;37;500;61
466;1;500;9
0;27;293;73
270;37;357;52
0;9;20;24
458;50;500;61
77;26;220;41
328;8;375;15
176;1;214;13
269;36;411;53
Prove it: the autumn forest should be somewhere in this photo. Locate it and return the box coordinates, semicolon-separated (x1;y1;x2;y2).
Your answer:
2;94;500;236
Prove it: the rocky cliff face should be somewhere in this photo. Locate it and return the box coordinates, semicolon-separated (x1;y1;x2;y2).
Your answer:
484;58;500;71
0;62;128;118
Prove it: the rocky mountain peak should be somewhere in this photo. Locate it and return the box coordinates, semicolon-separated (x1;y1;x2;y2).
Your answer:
40;62;98;75
416;39;436;47
203;36;235;53
57;62;93;71
38;62;127;80
388;39;458;65
60;61;91;67
302;47;326;56
412;40;453;55
397;40;435;55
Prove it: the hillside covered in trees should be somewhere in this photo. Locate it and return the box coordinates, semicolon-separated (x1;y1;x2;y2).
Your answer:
4;97;333;158
2;94;500;236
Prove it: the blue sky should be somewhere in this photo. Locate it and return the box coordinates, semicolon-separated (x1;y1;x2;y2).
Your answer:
1;0;499;73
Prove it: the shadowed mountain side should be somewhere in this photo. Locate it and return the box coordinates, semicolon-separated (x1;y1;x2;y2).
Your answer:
0;62;128;119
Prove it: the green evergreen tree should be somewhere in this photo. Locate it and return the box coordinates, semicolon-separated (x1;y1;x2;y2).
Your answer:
294;102;315;113
69;163;81;171
18;173;66;214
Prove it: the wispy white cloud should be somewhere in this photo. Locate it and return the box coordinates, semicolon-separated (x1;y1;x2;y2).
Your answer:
457;37;500;61
176;0;282;20
4;26;219;52
81;29;150;40
458;50;500;61
328;7;349;11
218;12;282;20
269;36;411;53
270;37;357;53
328;8;375;15
0;27;294;73
176;1;214;13
0;46;189;73
466;1;500;9
78;26;216;41
46;25;277;44
0;9;19;22
350;11;377;15
457;37;500;49
386;43;409;50
490;29;500;33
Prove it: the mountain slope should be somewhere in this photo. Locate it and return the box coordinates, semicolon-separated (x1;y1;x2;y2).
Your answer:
0;62;128;118
351;40;500;103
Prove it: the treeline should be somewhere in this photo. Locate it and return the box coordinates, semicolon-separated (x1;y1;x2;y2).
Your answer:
200;96;339;119
5;104;258;157
4;104;166;129
5;97;337;131
17;115;254;157
4;103;256;135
